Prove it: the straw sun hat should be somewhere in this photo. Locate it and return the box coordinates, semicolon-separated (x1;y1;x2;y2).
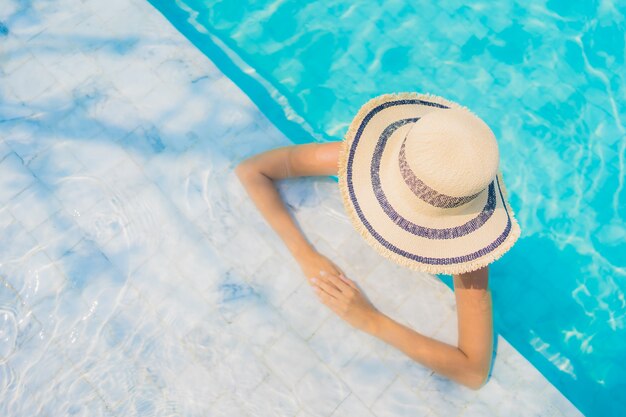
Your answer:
337;92;521;275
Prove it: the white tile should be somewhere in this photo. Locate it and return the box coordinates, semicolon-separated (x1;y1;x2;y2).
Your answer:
503;383;561;417
417;373;477;414
301;203;355;251
331;394;375;417
54;105;108;140
130;254;184;306
294;365;350;417
332;232;384;280
245;374;300;417
505;352;551;393
0;218;38;264
210;394;250;417
181;316;241;370
206;268;261;324
219;228;276;276
0;35;32;75
248;255;303;308
66;14;111;52
81;350;140;406
26;141;86;187
20;75;69;110
100;223;159;277
361;262;424;312
371;377;433;417
99;1;164;38
280;281;331;340
539;382;583;416
170;240;224;292
7;181;62;231
117;124;169;159
492;396;546;417
171;361;223;410
308;314;364;371
41;371;104;416
107;61;164;102
29;208;83;261
339;347;398;408
57;236;115;289
263;331;321;387
4;57;58;102
230;301;289;355
394;286;454;336
432;311;458;346
472;376;508;410
53;175;107;217
99;153;151;193
87;93;143;139
151;283;214;339
0;140;11;161
70;136;130;179
458;398;498;417
133;81;187;123
91;43;134;74
3;121;58;166
296;410;317;417
45;51;103;89
0;152;36;204
376;342;432;387
3;249;65;308
193;202;242;249
397;360;435;393
83;0;134;23
213;343;270;396
154;57;215;87
6;337;70;406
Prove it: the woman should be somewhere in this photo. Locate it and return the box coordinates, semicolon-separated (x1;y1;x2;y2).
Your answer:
235;92;521;391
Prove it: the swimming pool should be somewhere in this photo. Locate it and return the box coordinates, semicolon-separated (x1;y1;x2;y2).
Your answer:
147;1;626;416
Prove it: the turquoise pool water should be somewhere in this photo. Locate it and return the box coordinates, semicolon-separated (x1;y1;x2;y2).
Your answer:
147;1;625;416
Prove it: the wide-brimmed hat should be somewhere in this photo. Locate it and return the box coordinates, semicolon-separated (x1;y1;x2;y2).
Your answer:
337;92;521;275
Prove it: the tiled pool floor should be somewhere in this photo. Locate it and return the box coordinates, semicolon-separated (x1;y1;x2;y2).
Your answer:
0;0;582;416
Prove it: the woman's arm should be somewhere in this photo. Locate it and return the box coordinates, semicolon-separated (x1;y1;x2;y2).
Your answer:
370;267;493;390
313;267;493;390
234;142;345;278
237;142;494;390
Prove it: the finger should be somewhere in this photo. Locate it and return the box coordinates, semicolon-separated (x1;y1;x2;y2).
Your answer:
310;269;331;284
314;286;331;302
314;279;344;300
334;265;347;278
338;273;358;290
318;269;333;284
321;268;343;285
315;287;344;313
310;275;330;288
316;269;341;289
315;279;343;300
325;273;353;294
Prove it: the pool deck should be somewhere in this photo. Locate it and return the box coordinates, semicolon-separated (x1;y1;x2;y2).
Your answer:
0;0;582;416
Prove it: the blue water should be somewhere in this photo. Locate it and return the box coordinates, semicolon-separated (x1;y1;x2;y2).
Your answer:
147;1;626;416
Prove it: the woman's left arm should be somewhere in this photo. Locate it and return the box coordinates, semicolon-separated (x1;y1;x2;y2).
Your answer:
312;267;493;390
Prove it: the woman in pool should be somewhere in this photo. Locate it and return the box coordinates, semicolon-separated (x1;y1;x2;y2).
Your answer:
234;92;521;390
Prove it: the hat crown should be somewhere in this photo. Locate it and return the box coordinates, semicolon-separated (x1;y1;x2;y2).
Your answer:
402;107;499;198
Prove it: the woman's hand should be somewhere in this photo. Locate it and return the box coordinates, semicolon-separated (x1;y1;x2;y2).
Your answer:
311;272;381;334
295;249;346;286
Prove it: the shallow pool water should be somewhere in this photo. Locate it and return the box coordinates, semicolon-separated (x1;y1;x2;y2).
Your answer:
147;1;626;416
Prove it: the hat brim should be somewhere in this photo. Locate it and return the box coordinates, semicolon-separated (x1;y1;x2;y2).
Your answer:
337;92;521;275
